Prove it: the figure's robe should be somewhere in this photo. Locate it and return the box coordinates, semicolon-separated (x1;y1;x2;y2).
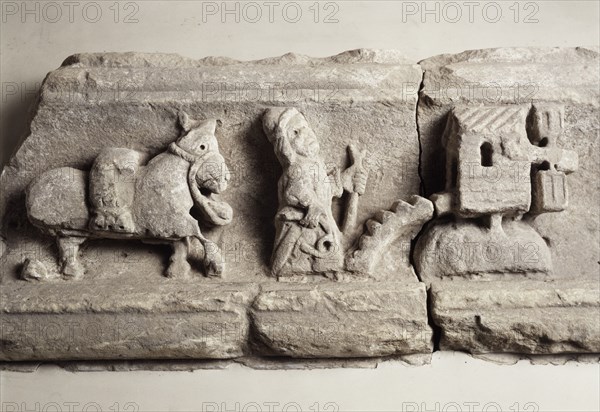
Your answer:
272;160;344;276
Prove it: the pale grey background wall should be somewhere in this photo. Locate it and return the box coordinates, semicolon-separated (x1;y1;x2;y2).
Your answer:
1;1;599;411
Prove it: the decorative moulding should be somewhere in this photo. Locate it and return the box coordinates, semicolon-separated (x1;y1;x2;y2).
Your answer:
0;48;598;366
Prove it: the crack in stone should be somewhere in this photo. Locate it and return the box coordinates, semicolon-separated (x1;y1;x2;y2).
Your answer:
413;65;443;352
415;66;426;197
426;286;443;352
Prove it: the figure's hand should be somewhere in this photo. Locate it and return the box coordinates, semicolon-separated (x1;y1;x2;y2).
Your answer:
342;145;369;195
300;206;324;228
352;168;368;195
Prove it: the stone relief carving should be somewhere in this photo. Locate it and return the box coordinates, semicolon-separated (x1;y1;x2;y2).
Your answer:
263;107;433;279
0;48;597;363
345;196;433;275
415;104;578;282
23;113;233;280
262;107;367;277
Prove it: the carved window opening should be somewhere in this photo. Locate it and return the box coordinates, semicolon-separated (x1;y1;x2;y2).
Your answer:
539;160;551;171
480;142;493;167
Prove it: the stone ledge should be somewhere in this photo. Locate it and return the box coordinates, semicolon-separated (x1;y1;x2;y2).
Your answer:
0;281;434;361
251;282;432;358
0;312;247;361
419;47;600;106
0;281;258;314
41;49;422;104
0;282;257;361
430;280;600;354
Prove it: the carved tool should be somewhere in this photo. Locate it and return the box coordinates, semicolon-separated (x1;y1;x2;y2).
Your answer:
342;144;368;234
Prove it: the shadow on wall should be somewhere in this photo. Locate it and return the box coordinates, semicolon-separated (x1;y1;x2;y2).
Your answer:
0;84;40;168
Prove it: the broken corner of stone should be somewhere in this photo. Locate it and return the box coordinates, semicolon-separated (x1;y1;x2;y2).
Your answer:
0;47;598;365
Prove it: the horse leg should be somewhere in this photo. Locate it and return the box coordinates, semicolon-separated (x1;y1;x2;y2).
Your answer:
165;239;192;279
57;236;86;279
198;237;224;277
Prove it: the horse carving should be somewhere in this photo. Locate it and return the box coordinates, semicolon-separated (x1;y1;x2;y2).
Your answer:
24;113;233;280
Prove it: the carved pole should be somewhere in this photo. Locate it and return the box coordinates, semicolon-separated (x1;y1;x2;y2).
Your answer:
342;144;366;234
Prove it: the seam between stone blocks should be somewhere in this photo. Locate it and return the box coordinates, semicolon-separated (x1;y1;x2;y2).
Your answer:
414;65;443;353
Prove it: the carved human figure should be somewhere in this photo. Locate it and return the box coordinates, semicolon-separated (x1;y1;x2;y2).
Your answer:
262;107;367;277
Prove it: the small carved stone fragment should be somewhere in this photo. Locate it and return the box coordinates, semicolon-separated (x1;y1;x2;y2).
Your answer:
20;258;49;281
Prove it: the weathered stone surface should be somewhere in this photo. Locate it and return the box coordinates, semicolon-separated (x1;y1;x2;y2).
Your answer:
25;114;232;279
416;47;599;359
0;48;598;364
416;219;552;282
251;282;432;357
1;49;424;284
346;195;433;276
0;50;431;363
0;283;256;360
261;107;360;277
261;106;430;280
430;280;600;354
418;47;600;281
20;258;49;281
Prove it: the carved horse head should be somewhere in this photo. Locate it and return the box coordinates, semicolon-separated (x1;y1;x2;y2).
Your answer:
176;112;230;194
171;112;233;226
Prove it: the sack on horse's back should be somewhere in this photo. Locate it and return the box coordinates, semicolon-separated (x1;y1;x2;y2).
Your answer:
89;148;143;233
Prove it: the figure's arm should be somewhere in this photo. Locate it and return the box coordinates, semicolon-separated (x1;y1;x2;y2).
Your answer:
283;177;324;229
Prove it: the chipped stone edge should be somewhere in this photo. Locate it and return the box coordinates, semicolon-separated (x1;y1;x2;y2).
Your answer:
0;353;434;373
5;352;599;373
1;47;599;369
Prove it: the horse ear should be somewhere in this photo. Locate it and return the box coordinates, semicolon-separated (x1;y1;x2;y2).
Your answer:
197;119;217;136
178;112;195;132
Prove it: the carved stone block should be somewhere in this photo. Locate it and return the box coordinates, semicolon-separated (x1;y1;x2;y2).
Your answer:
0;48;598;364
0;283;256;360
418;47;599;280
251;282;431;358
418;47;599;356
0;50;432;363
430;280;600;354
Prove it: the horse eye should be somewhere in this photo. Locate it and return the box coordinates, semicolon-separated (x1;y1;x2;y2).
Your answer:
200;145;206;150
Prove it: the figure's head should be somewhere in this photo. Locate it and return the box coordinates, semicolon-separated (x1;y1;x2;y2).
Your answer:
177;112;230;194
262;107;320;165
